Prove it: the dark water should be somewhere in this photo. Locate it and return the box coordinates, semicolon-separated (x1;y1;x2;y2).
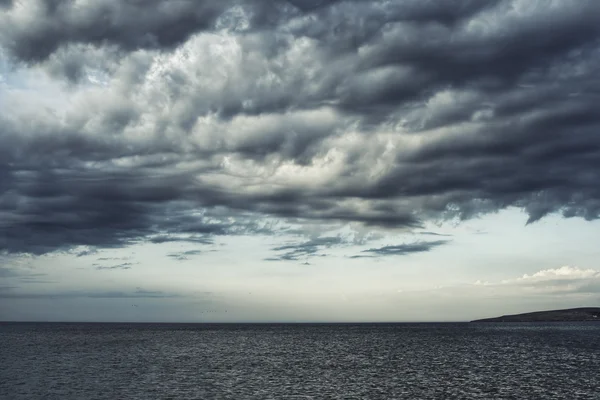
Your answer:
1;322;599;399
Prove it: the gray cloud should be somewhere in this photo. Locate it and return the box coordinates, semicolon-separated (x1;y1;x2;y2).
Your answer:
0;266;23;278
267;236;344;261
0;265;49;283
0;288;179;299
133;287;169;296
167;249;203;261
418;232;453;237
0;0;231;62
351;240;448;258
2;1;600;254
94;262;135;271
75;249;98;257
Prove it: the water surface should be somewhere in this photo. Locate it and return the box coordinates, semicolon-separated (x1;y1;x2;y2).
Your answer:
1;322;598;399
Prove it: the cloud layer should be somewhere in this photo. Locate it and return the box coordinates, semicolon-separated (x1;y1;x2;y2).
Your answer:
472;266;600;296
352;240;448;258
2;0;600;254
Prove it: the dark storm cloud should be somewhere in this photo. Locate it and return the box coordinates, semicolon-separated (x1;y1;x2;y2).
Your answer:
351;240;448;258
0;151;280;253
0;0;355;64
0;0;231;62
2;0;600;255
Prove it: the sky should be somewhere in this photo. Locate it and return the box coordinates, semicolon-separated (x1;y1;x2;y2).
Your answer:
1;0;600;322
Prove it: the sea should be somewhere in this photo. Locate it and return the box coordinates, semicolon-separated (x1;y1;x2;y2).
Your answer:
1;322;599;399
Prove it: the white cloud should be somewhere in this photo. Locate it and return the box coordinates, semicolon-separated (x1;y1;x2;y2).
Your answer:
513;266;599;282
475;266;600;296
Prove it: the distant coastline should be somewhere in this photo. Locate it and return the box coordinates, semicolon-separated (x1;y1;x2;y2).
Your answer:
471;307;600;322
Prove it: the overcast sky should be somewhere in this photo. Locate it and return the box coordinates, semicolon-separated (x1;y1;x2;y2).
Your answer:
1;0;600;322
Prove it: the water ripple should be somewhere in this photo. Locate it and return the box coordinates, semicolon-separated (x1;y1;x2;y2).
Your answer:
1;322;599;399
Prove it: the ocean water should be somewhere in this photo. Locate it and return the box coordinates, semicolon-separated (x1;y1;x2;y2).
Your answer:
1;322;599;399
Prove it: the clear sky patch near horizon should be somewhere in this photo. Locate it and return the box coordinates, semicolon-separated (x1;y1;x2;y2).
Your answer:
1;0;600;322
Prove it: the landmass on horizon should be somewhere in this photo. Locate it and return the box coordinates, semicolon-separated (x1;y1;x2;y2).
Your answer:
471;307;600;322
